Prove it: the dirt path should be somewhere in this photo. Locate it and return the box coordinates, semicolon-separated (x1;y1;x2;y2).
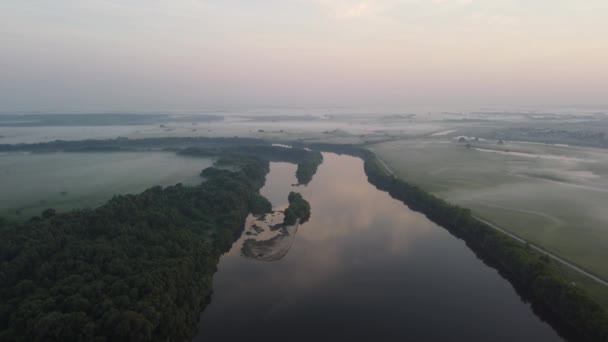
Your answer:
474;216;608;287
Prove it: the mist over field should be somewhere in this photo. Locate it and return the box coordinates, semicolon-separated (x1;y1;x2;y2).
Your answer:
1;1;608;342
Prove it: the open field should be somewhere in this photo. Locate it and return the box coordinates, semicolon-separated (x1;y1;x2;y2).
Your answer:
0;151;213;220
371;139;608;284
3;112;608;303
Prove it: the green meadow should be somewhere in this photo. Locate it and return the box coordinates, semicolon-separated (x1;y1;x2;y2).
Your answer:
371;139;608;285
0;152;213;220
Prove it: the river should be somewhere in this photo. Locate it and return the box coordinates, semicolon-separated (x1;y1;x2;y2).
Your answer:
193;152;566;341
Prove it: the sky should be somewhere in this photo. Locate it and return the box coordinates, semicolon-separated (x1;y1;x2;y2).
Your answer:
1;0;607;112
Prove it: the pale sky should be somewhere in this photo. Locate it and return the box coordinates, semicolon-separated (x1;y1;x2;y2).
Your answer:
1;1;607;111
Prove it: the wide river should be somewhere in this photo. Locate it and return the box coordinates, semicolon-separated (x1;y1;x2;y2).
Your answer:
193;153;566;341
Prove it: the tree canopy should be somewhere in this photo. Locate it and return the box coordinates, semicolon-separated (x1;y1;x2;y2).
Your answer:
0;156;271;342
283;192;311;226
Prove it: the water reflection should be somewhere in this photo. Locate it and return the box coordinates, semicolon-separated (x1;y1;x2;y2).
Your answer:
193;153;565;342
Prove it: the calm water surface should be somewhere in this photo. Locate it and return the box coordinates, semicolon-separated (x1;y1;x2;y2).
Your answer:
193;153;564;341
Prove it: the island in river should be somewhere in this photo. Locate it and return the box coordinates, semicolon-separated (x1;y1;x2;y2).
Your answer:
0;137;606;341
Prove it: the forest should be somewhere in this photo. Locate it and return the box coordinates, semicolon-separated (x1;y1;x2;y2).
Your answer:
0;137;265;153
0;139;325;341
179;144;323;185
283;192;311;225
5;137;606;340
0;137;324;186
0;156;271;341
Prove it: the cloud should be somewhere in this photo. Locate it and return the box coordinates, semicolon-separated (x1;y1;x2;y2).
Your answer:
339;2;371;18
312;0;395;19
433;0;473;5
313;0;473;19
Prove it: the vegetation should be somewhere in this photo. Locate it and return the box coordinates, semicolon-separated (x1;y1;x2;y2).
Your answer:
0;156;271;342
0;137;264;153
370;138;608;316
0;152;212;221
283;192;311;225
215;145;322;185
248;193;273;217
486;127;608;149
294;152;323;185
370;139;608;283
292;141;608;340
361;149;608;342
0;138;323;221
4;135;607;340
180;144;323;186
1;137;324;186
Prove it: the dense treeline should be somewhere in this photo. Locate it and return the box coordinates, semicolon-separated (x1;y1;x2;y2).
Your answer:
0;137;265;153
180;145;323;185
283;192;311;225
294;142;608;340
294;152;323;185
4;135;605;340
201;156;273;216
360;150;608;341
0;156;271;341
236;145;323;185
0;137;324;186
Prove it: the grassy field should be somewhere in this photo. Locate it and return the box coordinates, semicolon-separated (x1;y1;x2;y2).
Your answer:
371;139;608;296
0;151;214;220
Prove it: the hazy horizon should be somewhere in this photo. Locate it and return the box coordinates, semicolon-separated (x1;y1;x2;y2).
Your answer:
1;1;607;112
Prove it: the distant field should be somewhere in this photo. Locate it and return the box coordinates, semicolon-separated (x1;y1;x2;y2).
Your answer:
0;152;213;220
371;140;608;284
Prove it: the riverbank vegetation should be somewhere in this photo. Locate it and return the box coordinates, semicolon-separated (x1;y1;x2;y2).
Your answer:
0;156;271;341
294;152;323;185
179;144;323;186
292;142;608;340
370;139;608;309
0;137;323;187
0;152;212;221
0;137;263;153
3;136;607;340
283;192;311;225
0;138;322;221
361;148;608;341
